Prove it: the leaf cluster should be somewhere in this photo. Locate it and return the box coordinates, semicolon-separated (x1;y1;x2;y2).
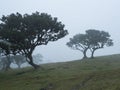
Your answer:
0;12;68;55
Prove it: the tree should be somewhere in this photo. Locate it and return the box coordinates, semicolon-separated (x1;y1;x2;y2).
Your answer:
0;56;13;71
67;29;113;59
66;34;89;59
0;12;68;69
0;57;7;70
0;40;12;70
33;54;43;64
86;29;113;58
0;55;27;70
12;55;26;68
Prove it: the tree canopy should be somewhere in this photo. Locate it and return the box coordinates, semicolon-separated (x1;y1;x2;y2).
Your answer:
66;34;89;58
0;12;68;69
86;29;113;58
67;29;113;59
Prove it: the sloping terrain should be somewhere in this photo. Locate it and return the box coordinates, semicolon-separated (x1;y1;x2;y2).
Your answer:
0;54;120;90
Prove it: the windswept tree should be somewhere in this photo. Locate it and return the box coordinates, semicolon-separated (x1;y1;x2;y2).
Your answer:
86;29;113;58
67;29;113;59
66;34;89;59
0;12;68;69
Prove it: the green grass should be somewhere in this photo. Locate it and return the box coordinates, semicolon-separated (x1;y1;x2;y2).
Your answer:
0;54;120;90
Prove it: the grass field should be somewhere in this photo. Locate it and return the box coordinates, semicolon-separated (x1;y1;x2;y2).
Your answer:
0;54;120;90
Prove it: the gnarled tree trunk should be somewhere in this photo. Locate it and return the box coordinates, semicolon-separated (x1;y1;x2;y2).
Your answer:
27;54;39;69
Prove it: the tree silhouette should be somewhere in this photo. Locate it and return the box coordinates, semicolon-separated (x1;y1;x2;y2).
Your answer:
0;12;68;69
66;34;89;59
67;29;113;59
86;29;113;58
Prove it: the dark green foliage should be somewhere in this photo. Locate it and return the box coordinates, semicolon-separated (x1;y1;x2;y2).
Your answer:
0;40;11;55
0;12;68;69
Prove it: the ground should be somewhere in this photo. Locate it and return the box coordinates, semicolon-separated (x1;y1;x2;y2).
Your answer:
0;54;120;90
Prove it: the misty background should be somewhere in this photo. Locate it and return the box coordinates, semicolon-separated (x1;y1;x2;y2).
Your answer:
0;0;120;63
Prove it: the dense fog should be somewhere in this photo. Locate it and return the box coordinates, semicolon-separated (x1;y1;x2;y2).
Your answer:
0;0;120;63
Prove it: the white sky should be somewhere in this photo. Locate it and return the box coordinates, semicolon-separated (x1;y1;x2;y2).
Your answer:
0;0;120;62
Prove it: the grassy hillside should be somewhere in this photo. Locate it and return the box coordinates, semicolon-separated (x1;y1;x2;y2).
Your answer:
0;54;120;90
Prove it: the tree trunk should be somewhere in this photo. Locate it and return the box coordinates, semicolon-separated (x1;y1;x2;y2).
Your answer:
82;48;88;59
83;51;87;59
27;54;39;69
91;49;95;58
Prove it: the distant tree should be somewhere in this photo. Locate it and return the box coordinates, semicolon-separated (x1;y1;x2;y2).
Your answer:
12;55;26;68
0;40;12;70
86;29;113;58
0;55;27;70
0;12;68;69
0;57;6;70
66;34;89;59
67;29;113;59
33;54;43;64
0;56;12;71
